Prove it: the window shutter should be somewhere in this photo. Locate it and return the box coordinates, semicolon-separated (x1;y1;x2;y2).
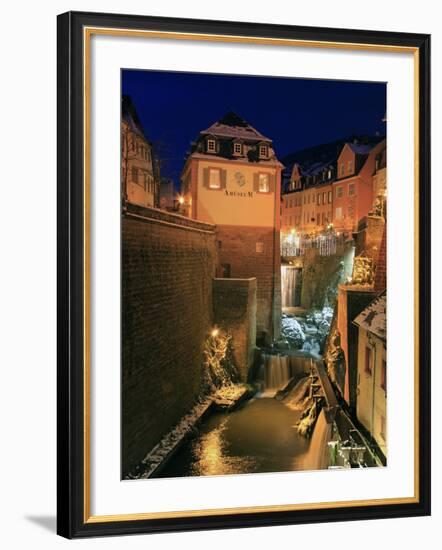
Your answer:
268;174;275;193
220;169;227;189
203;167;210;188
253;173;259;192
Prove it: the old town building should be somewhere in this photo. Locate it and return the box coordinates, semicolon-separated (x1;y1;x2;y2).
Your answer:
332;140;386;234
121;95;160;208
181;112;284;342
281;161;335;234
281;137;385;238
354;292;387;459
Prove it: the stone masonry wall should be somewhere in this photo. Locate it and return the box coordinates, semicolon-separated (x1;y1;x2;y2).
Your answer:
215;224;281;344
122;204;217;477
213;278;257;381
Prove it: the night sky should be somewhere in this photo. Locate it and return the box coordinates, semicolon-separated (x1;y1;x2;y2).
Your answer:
122;70;386;185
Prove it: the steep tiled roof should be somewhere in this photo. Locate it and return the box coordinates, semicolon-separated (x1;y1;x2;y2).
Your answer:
347;143;375;155
201;112;271;142
353;292;386;341
122;95;150;142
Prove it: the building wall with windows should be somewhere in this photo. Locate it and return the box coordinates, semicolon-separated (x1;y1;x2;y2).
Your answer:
281;161;335;235
281;139;386;238
181;112;283;342
354;293;387;458
121;119;158;208
332;141;386;233
121;96;160;209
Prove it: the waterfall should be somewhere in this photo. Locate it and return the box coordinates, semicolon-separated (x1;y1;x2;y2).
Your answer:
281;266;302;308
301;409;332;470
278;376;312;410
257;354;292;393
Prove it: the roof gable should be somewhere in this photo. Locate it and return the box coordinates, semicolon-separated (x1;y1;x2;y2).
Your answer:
353;292;386;340
201;111;271;142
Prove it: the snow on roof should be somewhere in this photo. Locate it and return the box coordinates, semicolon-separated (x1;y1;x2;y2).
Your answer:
347;143;374;155
353;292;386;341
201;112;271;142
302;160;334;177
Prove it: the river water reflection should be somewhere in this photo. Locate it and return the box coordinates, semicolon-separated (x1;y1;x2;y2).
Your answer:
157;396;311;478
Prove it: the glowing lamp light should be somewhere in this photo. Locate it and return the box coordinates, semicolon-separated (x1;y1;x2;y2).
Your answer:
178;196;185;205
211;328;219;338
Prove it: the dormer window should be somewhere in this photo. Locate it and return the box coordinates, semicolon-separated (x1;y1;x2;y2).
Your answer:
259;145;268;158
207;139;216;153
348;160;353;173
233;142;243;155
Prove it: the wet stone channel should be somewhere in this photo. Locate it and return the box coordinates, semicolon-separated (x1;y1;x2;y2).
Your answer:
155;396;311;478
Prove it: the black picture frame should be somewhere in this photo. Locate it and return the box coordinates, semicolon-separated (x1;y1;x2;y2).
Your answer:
57;10;431;539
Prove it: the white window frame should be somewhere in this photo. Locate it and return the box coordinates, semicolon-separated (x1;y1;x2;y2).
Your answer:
233;142;242;155
259;145;268;158
336;186;343;198
348;183;356;196
207;139;216;153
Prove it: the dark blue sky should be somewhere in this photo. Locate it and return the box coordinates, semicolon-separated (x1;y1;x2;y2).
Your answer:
122;69;386;185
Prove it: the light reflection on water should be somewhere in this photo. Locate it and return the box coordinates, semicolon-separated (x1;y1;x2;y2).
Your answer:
158;397;311;478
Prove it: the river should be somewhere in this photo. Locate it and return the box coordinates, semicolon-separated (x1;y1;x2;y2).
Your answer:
156;395;313;478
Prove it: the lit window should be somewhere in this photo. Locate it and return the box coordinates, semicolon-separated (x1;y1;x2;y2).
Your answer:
340;163;345;176
336;186;343;198
328;191;332;203
234;142;242;155
348;183;356;196
328;170;332;179
209;168;221;189
365;347;372;376
258;173;270;193
317;194;321;205
259;145;268;158
335;206;343;220
207;139;216;153
323;192;326;204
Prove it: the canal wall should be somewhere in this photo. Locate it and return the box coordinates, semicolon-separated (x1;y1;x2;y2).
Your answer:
216;225;281;344
122;204;217;477
212;278;257;381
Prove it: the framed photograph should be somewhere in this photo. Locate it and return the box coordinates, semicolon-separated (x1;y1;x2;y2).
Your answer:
57;11;431;538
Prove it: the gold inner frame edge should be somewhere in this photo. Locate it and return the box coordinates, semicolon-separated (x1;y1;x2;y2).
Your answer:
82;26;420;524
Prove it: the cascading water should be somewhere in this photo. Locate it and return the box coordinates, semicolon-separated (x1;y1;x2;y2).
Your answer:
300;409;333;470
277;376;312;410
281;266;302;308
256;353;312;394
257;354;291;393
